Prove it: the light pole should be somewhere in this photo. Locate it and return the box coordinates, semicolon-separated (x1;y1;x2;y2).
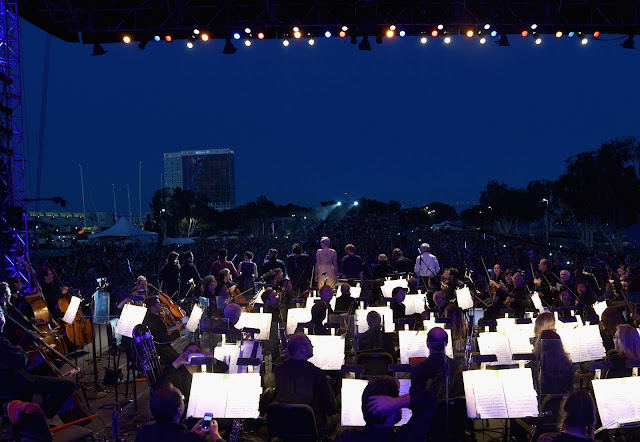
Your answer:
541;198;549;243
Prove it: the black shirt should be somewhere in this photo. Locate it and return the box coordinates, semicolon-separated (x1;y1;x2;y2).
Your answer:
261;258;286;277
142;312;181;364
179;262;201;294
341;254;363;279
335;295;355;314
160;263;181;297
372;263;394;280
393;256;413;274
286;253;311;288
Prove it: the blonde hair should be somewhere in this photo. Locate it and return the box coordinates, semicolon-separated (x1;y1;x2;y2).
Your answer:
320;236;330;245
534;312;556;338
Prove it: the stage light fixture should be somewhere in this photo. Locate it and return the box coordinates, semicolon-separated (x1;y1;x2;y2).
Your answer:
399;30;406;37
466;30;474;38
556;31;563;38
376;36;382;44
496;34;510;46
390;25;396;31
534;34;542;45
223;38;237;54
358;36;371;51
294;31;302;39
201;34;209;41
437;24;444;30
283;38;290;46
521;30;528;37
325;31;331;38
342;26;348;31
258;32;265;40
293;27;299;32
91;43;107;56
444;36;451;44
308;37;315;46
479;36;486;44
386;30;394;38
353;201;359;206
233;33;241;40
245;28;251;34
579;33;588;44
194;29;200;35
138;40;147;50
491;30;497;37
568;31;575;37
337;202;342;206
123;36;131;44
484;24;491;30
431;30;438;37
531;24;538;30
187;40;194;49
154;35;160;42
165;35;172;42
244;38;252;47
339;30;346;38
420;36;427;44
593;31;600;38
621;35;635;49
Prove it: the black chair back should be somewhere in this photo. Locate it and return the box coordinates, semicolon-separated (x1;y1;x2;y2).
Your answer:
267;402;318;442
357;352;393;377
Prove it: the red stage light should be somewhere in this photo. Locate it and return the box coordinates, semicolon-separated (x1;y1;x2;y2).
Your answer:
165;35;172;42
593;31;600;38
521;30;528;37
431;30;438;37
258;32;265;39
339;30;346;38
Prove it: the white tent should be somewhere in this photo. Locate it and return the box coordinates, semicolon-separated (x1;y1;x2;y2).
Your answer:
89;217;158;248
163;237;196;246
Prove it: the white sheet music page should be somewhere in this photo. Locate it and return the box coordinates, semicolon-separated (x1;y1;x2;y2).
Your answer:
114;304;148;338
531;292;545;314
464;370;508;419
308;335;345;370
234;312;273;340
349;286;362;298
381;279;409;298
557;325;605;363
286;308;312;335
477;332;512;366
593;377;640;429
399;329;453;364
404;294;426;315
305;296;337;311
455;286;474;310
500;368;539;418
224;373;262;418
508;332;534;362
62;296;82;325
187;373;229;418
356;307;395;333
496;317;516;333
185;304;204;333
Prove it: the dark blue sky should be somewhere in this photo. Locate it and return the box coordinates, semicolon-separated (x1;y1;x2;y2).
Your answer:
21;20;640;215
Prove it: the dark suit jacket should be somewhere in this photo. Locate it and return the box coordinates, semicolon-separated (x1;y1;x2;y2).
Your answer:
372;263;394;280
286;253;311;289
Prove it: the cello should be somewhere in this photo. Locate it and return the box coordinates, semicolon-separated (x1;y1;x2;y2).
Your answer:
148;282;186;327
57;289;93;347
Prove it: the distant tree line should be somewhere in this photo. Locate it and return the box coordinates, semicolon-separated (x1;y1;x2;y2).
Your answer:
146;137;640;250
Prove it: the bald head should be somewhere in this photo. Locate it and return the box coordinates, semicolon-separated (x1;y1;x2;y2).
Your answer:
427;327;448;353
288;333;313;360
420;243;431;253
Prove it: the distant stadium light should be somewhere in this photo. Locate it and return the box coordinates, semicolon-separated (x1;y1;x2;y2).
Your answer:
342;26;348;31
245;28;251;34
293;26;299;32
579;33;588;44
437;24;444;30
123;36;131;44
337;202;342;206
244;38;252;47
534;34;542;45
283;38;290;47
479;36;486;44
353;201;359;206
294;31;302;39
531;24;538;30
390;25;396;31
621;35;635;49
568;31;575;37
186;40;194;49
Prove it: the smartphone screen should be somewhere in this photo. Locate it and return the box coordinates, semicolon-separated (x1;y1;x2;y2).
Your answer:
202;413;213;430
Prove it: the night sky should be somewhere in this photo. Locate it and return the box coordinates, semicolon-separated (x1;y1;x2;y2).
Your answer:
21;20;640;215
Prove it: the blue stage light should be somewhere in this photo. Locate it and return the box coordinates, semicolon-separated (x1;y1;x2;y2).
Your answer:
154;35;161;42
233;33;241;40
399;30;406;37
490;30;497;37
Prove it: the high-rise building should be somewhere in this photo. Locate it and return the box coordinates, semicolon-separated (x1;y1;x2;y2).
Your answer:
163;149;236;210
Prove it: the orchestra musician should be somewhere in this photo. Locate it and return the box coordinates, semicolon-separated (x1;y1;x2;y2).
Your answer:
0;284;77;420
6;276;46;326
260;288;282;323
335;283;355;314
141;296;183;366
391;248;413;275
414;243;440;287
371;254;394;280
117;275;150;310
341;244;364;280
159;251;181;298
210;248;238;279
179;251;201;298
491;264;506;284
534;258;557;305
286;243;312;294
508;272;532;318
261;248;286;278
37;267;67;319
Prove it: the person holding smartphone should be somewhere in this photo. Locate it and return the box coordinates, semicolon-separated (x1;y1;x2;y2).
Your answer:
135;385;226;442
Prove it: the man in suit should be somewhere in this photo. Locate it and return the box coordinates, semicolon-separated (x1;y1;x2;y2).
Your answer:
286;243;311;294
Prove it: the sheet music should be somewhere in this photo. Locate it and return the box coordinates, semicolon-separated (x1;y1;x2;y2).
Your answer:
307;335;345;370
399;329;453;364
508;332;534;357
341;378;412;427
286;307;312;335
593;301;607;319
234;312;273;339
356;306;395;333
62;296;82;325
380;279;409;298
531;292;545;314
496;317;516;332
455;286;474;310
305;296;337;311
477;332;513;366
349;286;362;298
593;377;640;429
114;304;148;338
187;373;262;418
463;368;538;419
404;294;426;315
213;342;263;373
186;304;204;333
556;325;605;362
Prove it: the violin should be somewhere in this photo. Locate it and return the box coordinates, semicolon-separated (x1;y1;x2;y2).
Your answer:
58;290;93;347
